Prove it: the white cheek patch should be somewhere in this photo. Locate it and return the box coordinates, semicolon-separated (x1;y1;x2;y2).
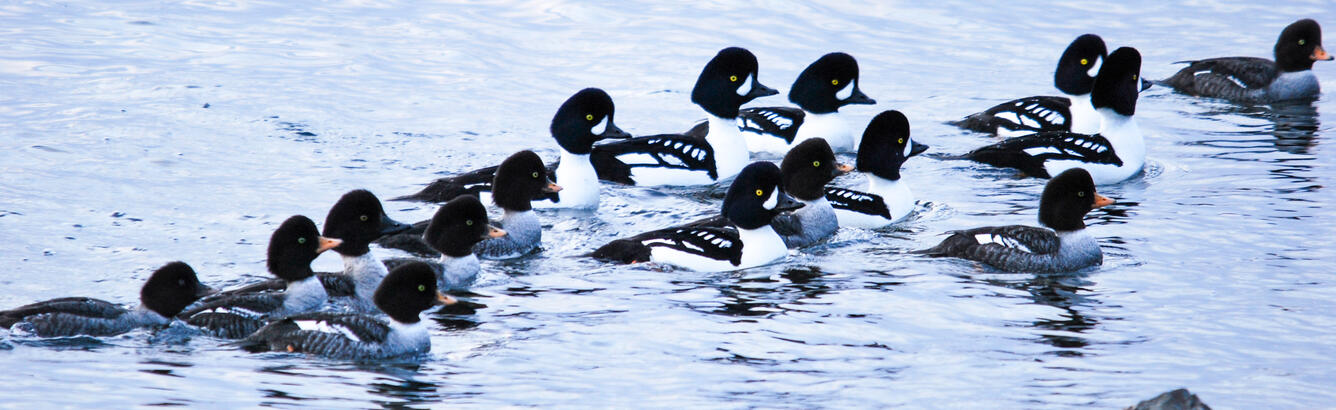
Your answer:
762;190;778;210
1087;56;1102;77
737;74;754;97
295;320;363;343
592;115;608;134
835;79;854;100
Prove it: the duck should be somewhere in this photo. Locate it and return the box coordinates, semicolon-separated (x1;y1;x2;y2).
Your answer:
736;52;876;154
379;151;558;260
1160;19;1332;103
1;261;214;337
964;47;1145;185
825;110;929;228
392;88;629;209
179;215;342;339
588;47;779;186
318;189;412;312
688;138;849;248
915;168;1111;273
238;261;456;360
589;161;803;272
951;34;1110;136
384;195;506;291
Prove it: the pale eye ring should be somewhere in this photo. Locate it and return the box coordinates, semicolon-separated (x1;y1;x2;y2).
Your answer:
831;79;839;86
755;189;764;197
298;237;307;244
360;215;369;222
1078;191;1086;197
586;114;594;121
417;284;426;292
812;160;820;167
466;220;474;226
532;172;539;178
898;138;904;144
730;75;738;82
1299;39;1306;46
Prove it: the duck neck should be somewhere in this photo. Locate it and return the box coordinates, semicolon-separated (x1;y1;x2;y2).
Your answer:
1097;108;1144;162
283;275;329;312
866;173;908;196
707;114;751;179
556;150;599;208
1067;92;1099;135
342;252;387;304
801;111;854;148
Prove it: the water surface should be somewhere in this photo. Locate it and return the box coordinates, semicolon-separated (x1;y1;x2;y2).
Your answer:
2;0;1334;407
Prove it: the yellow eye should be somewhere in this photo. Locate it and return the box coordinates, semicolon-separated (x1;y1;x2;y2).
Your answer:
1077;191;1086;197
812;160;820;167
1132;74;1138;81
755;189;764;197
417;284;425;292
898;138;905;144
297;237;307;244
465;220;473;226
1080;58;1088;65
831;79;839;86
1299;39;1306;46
586;114;594;121
532;171;539;179
730;75;738;82
359;215;368;222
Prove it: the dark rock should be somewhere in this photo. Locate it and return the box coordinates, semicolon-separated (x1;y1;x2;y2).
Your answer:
1127;388;1210;410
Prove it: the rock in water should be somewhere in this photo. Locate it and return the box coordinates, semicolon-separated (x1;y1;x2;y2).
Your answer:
1126;388;1211;410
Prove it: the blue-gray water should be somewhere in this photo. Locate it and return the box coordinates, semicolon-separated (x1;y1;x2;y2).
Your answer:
2;1;1335;407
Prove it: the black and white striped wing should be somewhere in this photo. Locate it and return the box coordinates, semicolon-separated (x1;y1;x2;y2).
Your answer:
919;225;1060;260
1181;57;1278;89
636;227;743;266
738;107;806;143
180;293;284;319
825;187;891;219
243;312;391;356
1162;57;1278;101
967;131;1121;178
0;297;126;323
953;96;1071;135
592;134;718;183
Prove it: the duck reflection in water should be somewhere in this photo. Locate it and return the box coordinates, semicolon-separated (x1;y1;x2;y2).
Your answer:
678;266;834;318
1199;100;1320;154
971;272;1108;354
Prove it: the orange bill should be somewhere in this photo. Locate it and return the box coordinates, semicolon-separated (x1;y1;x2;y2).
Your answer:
837;163;854;173
1312;45;1333;61
317;236;342;253
486;225;507;239
436;291;458;306
544;182;563;193
1093;193;1114;208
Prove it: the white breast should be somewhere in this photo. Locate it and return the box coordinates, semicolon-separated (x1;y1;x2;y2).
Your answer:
1067;93;1099;135
533;151;599;209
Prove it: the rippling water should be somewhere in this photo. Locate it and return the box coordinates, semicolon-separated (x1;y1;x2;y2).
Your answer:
2;0;1335;407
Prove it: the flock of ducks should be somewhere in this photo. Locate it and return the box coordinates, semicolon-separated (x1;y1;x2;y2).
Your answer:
3;19;1328;360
